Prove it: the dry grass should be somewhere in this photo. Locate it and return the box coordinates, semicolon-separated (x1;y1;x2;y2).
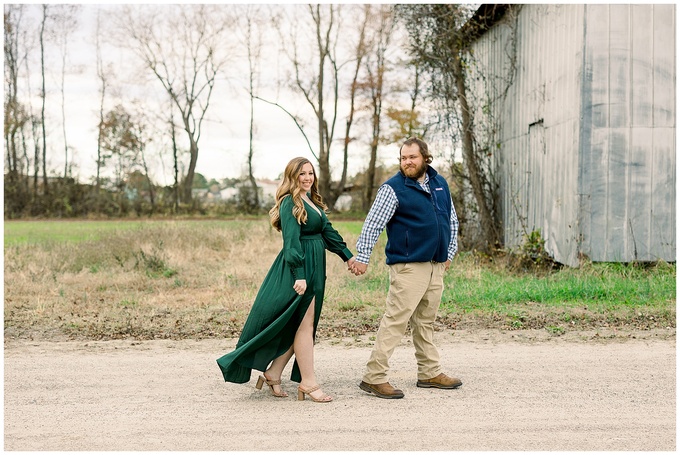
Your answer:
4;220;383;341
5;219;675;342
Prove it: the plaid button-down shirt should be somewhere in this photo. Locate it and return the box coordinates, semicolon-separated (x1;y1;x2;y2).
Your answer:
355;174;459;264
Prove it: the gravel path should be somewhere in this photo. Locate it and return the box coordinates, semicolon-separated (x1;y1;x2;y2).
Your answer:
4;329;676;451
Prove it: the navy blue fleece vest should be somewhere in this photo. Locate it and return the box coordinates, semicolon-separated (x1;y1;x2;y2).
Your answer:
383;166;452;265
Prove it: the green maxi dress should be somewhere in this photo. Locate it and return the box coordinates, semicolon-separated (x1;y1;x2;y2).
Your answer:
216;194;353;384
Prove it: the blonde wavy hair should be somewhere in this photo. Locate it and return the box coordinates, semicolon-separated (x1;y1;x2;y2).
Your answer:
269;157;327;232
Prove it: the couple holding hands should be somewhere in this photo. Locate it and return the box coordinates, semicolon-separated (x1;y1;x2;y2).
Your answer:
216;137;462;402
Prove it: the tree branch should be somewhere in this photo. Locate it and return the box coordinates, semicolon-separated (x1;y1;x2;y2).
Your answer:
252;96;318;161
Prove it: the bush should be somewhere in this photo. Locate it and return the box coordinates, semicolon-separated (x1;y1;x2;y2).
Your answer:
506;229;559;274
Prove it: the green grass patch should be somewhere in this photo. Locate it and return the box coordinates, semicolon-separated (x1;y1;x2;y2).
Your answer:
332;221;367;237
437;254;675;331
4;220;145;246
443;260;675;311
3;218;249;247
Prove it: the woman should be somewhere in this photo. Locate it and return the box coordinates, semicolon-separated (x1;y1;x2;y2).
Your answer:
217;157;355;403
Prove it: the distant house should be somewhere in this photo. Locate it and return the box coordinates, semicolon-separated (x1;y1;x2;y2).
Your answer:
334;193;352;212
254;179;280;207
217;187;238;201
466;4;675;266
204;178;280;207
192;188;210;200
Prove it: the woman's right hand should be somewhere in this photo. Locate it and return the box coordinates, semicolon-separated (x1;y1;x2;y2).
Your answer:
293;279;307;295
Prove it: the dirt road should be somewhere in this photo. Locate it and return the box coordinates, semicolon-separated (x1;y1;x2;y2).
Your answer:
4;329;676;451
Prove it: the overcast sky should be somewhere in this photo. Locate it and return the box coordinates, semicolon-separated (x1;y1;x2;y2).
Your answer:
16;3;409;186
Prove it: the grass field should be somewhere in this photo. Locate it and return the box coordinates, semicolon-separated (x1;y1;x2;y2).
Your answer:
3;219;233;246
4;218;676;341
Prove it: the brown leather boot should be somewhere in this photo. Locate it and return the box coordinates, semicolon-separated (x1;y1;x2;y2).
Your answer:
416;373;462;389
359;381;405;399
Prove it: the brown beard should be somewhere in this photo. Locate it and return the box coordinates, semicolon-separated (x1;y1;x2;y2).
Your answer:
401;161;427;180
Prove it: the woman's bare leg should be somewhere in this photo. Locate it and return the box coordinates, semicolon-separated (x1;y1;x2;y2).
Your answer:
293;298;331;401
268;346;294;375
264;347;293;396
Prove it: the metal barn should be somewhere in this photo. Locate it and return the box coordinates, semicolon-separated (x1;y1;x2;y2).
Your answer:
465;4;676;266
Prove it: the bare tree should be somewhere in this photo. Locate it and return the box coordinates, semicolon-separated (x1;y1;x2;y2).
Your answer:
138;136;155;211
309;4;337;204
94;9;108;193
338;5;371;208
4;5;27;180
3;5;31;217
397;4;501;251
129;104;156;212
53;5;79;178
38;4;48;192
168;105;181;212
99;105;139;192
19;11;42;195
238;5;265;210
116;5;231;203
360;4;396;210
278;4;347;206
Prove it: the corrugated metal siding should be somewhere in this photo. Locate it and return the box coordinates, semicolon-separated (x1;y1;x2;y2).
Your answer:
580;4;676;262
469;4;675;265
469;5;585;265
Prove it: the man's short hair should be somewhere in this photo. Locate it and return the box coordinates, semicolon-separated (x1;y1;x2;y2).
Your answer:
400;137;433;164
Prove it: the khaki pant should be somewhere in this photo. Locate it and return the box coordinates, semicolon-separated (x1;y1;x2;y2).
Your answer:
363;261;445;384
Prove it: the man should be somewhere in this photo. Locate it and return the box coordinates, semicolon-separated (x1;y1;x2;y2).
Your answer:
351;137;462;399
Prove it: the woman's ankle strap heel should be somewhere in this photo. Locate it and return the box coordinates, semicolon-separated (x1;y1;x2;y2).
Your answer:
297;384;332;403
256;374;288;398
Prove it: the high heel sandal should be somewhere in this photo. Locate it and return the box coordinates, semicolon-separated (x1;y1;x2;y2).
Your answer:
297;385;332;403
255;374;288;398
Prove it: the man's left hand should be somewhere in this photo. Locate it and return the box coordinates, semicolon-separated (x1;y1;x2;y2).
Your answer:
444;260;451;272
